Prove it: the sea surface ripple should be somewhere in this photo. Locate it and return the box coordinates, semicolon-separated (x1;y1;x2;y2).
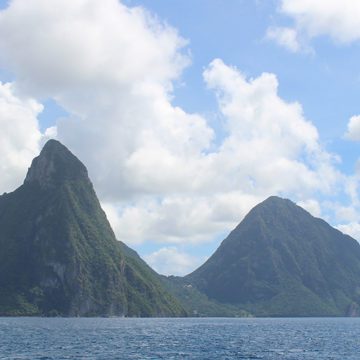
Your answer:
0;317;359;359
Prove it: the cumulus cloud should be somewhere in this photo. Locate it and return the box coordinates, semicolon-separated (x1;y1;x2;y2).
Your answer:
337;222;360;241
297;199;321;217
0;0;212;200
335;205;359;223
0;0;349;273
266;26;301;52
102;194;262;245
0;0;188;97
203;59;340;197
0;82;42;193
330;170;360;240
144;247;205;276
100;59;341;246
344;115;360;141
268;0;360;51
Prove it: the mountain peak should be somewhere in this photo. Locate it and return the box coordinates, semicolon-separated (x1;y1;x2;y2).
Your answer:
263;195;288;202
187;196;360;316
24;139;88;187
1;139;186;316
260;195;294;207
41;139;68;153
245;195;304;221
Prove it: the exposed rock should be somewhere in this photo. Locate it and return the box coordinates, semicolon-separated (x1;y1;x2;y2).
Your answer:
0;140;186;317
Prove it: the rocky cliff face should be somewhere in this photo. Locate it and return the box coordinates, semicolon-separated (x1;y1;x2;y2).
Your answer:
24;140;89;188
0;140;186;317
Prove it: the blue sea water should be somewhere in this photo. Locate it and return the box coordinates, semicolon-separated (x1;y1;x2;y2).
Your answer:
0;317;359;359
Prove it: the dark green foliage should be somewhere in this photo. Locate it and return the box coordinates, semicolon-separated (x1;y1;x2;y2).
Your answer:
4;140;360;318
186;196;360;317
162;276;250;317
0;140;186;317
118;242;187;317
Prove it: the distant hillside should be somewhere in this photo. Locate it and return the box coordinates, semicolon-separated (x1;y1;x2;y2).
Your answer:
162;275;250;317
185;196;360;317
0;140;186;317
3;140;360;317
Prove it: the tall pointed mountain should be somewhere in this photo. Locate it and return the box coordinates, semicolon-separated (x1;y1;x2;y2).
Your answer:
0;140;186;316
186;196;360;316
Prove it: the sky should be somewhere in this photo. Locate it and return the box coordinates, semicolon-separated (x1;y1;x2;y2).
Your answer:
1;0;360;276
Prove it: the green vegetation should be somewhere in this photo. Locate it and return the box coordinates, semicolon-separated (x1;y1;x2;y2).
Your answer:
2;140;360;318
0;140;186;317
185;196;360;317
162;276;250;317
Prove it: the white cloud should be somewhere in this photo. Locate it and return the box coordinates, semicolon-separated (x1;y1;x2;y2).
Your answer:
337;222;360;241
268;0;360;51
102;59;341;246
143;247;205;276
0;0;213;200
0;82;42;193
281;0;360;43
297;199;321;217
42;126;58;143
0;0;188;97
335;205;359;223
266;26;301;52
102;194;262;245
345;115;360;141
0;0;345;255
203;59;340;197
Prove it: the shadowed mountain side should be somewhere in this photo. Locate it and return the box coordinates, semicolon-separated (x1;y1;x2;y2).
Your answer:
0;140;186;317
185;196;360;317
161;275;251;317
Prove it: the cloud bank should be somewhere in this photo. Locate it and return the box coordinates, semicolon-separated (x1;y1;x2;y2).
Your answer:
345;115;360;141
144;247;205;276
268;0;360;51
0;82;42;193
0;0;357;274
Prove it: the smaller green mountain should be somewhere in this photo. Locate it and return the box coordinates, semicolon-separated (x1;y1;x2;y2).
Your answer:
162;275;250;317
185;196;360;317
0;140;186;317
3;141;360;318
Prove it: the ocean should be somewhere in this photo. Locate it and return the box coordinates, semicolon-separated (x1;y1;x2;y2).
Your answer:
1;317;359;359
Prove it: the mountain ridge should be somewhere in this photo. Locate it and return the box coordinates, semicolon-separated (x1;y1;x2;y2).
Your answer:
2;140;360;317
0;139;186;317
183;196;360;316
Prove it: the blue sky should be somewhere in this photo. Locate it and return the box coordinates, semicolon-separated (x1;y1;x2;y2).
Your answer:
1;0;360;275
127;0;360;175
